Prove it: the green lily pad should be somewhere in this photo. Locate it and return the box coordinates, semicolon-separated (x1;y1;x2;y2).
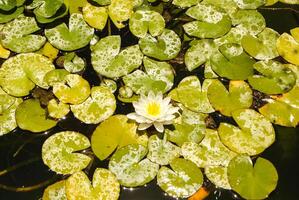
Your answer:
63;53;85;73
90;0;111;5
242;28;279;60
157;158;203;198
185;39;218;71
45;13;94;51
42;131;91;174
277;27;299;66
248;60;296;94
0;6;24;23
139;29;181;61
91;115;147;160
42;180;67;200
65;169;120;200
53;74;91;105
122;57;174;95
205;166;231;190
172;0;199;8
44;69;69;86
108;0;134;29
70;86;116;124
171;76;214;113
202;0;238;16
82;3;108;30
1;15;46;53
214;26;248;46
204;60;219;79
129;10;165;38
218;109;275;155
182;129;237;168
16;99;57;132
0;0;17;11
100;79;117;93
228;155;278;200
28;0;64;18
147;135;181;165
109;144;159;187
207;79;253;116
63;0;87;14
210;43;255;80
233;0;265;9
183;3;231;39
47;99;70;119
91;35;143;78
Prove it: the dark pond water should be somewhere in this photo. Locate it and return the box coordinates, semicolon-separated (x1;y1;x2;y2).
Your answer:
0;2;299;200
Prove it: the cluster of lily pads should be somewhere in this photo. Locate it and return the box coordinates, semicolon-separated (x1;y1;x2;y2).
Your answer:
1;0;299;199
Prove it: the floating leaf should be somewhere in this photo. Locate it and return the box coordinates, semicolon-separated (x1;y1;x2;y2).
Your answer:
182;129;237;168
109;144;159;187
42;180;67;200
91;115;147;160
183;3;231;39
123;57;174;95
0;6;24;23
82;3;108;30
90;0;111;5
70;86;116;124
129;10;165;38
172;0;199;8
207;79;253;116
47;99;70;119
91;35;143;78
233;0;265;9
0;43;10;59
44;69;69;86
65;169;120;200
108;0;134;29
157;158;203;198
1;16;46;53
27;0;64;19
16;99;57;132
218;109;275;155
63;53;85;73
248;60;296;94
45;13;94;51
40;42;59;61
139;29;181;61
42;131;91;174
205;166;231;190
53;74;90;105
210;43;255;80
63;0;87;14
228;155;278;200
242;28;279;60
214;26;248;46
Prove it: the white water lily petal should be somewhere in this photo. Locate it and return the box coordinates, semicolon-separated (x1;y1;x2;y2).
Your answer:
154;122;164;133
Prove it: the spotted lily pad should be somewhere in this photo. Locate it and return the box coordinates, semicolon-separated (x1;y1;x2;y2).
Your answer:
108;0;134;29
233;0;265;9
123;57;174;95
172;0;199;8
139;29;181;61
210;43;255;80
1;16;46;53
219;109;275;155
45;13;94;51
242;28;279;60
205;166;231;190
248;60;296;94
129;10;165;38
0;6;24;23
91;35;143;78
147;135;181;165
82;3;108;30
16;99;57;132
90;0;111;5
91;115;147;160
47;99;70;119
109;144;159;187
277;27;299;66
182;129;237;168
228;155;278;200
44;69;69;86
42;131;91;174
70;86;116;124
65;169;120;200
183;3;231;39
53;74;90;105
157;158;203;198
63;0;87;14
42;180;67;200
207;79;253;116
63;53;85;73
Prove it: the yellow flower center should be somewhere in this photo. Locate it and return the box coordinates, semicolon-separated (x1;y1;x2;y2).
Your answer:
146;102;161;117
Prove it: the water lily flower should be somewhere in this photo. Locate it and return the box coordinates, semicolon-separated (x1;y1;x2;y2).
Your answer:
127;92;179;133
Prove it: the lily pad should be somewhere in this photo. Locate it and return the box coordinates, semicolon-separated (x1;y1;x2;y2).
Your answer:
108;0;134;29
47;99;70;119
42;131;91;174
63;53;85;73
210;43;255;80
129;10;165;38
205;166;231;190
182;129;237;168
109;144;159;187
172;0;199;8
45;13;94;51
44;69;69;86
65;169;120;200
248;60;296;94
91;115;147;160
218;109;275;155
183;3;232;39
42;180;67;200
157;158;203;198
233;0;265;9
70;86;116;124
63;0;87;14
207;79;253;116
82;3;108;30
139;29;181;61
277;27;299;66
16;99;57;132
214;26;248;46
228;155;278;200
90;0;111;5
53;74;91;105
0;6;24;23
123;57;174;95
91;35;143;78
241;28;280;60
27;0;64;19
1;15;46;53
